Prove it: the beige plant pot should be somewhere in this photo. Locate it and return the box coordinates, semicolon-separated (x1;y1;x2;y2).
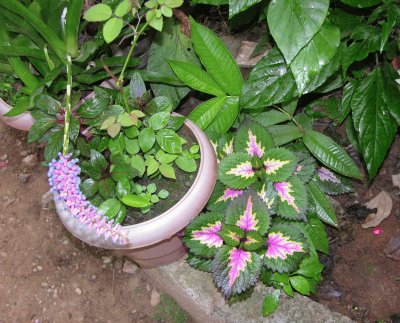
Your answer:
54;117;217;268
0;97;34;131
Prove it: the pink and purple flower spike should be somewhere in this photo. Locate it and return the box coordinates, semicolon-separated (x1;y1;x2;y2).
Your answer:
48;153;128;244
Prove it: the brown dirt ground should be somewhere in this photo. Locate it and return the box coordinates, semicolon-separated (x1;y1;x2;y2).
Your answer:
0;122;190;323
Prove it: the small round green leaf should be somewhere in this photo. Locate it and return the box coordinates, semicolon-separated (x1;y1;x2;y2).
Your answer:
262;289;280;317
158;189;169;199
114;0;132;17
175;156;197;173
98;199;121;219
289;276;310;295
84;4;112;22
147;183;157;194
160;163;176;179
121;194;153;208
103;17;123;43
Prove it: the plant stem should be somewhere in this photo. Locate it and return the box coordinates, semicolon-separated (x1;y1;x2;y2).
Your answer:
274;105;303;130
62;55;73;155
117;20;150;88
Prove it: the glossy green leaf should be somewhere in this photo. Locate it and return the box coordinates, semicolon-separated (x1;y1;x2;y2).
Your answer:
156;129;182;154
303;130;362;179
148;112;170;131
305;213;329;254
103;17;123;43
138;128;156;153
98;178;115;199
35;94;61;116
125;126;139;139
84;3;112;22
268;124;302;146
190;17;243;96
205;96;239;135
80;178;98;199
229;0;263;18
175;156;197;173
130;155;146;176
77;95;110;118
116;178;131;199
308;182;337;227
90;149;107;172
121;194;152;208
240;48;298;110
188;97;227;130
339;0;381;8
380;6;396;53
98;199;121;219
118;113;136;127
289;276;310;295
290;20;340;93
146;158;160;176
111;163;137;181
351;68;397;178
125;138;140;155
267;0;329;64
27;117;56;143
262;289;280;317
44;129;64;161
168;60;226;97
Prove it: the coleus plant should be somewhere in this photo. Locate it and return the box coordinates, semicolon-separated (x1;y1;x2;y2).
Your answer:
183;120;354;316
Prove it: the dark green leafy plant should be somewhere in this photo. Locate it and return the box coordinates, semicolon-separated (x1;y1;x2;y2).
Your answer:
184;120;352;316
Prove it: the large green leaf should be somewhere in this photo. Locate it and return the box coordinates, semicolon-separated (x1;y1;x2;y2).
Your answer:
290;20;340;94
168;60;226;97
188;96;227;129
205;96;239;135
307;181;337;227
339;0;381;8
382;64;400;125
303;130;362;179
268;124;302;146
147;19;200;108
380;6;396;53
190;17;243;96
351;68;397;178
305;213;329;254
267;0;329;64
240;48;298;110
229;0;263;18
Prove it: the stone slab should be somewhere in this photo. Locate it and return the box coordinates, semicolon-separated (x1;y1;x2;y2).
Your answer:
143;257;352;323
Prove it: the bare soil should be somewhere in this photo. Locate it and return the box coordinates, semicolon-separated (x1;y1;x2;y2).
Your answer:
0;122;190;322
315;136;400;322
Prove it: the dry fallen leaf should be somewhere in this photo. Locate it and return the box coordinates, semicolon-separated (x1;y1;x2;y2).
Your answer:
361;190;393;229
384;234;400;261
235;41;269;68
392;173;400;188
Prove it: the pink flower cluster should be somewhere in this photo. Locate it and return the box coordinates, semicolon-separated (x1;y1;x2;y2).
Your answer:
48;153;127;244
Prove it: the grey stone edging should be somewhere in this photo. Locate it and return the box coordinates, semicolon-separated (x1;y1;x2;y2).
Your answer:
143;257;352;323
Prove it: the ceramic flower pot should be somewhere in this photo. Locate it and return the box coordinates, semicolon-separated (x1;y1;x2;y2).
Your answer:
0;97;34;131
53;116;218;268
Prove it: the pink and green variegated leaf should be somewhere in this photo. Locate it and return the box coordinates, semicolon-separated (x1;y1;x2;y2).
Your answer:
234;121;274;158
315;167;353;195
258;181;278;214
294;152;316;183
275;177;308;220
218;153;256;189
264;221;307;273
243;230;265;251
219;224;245;247
212;246;261;298
217;188;244;202
263;148;295;182
226;191;271;235
208;132;234;162
183;212;224;258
